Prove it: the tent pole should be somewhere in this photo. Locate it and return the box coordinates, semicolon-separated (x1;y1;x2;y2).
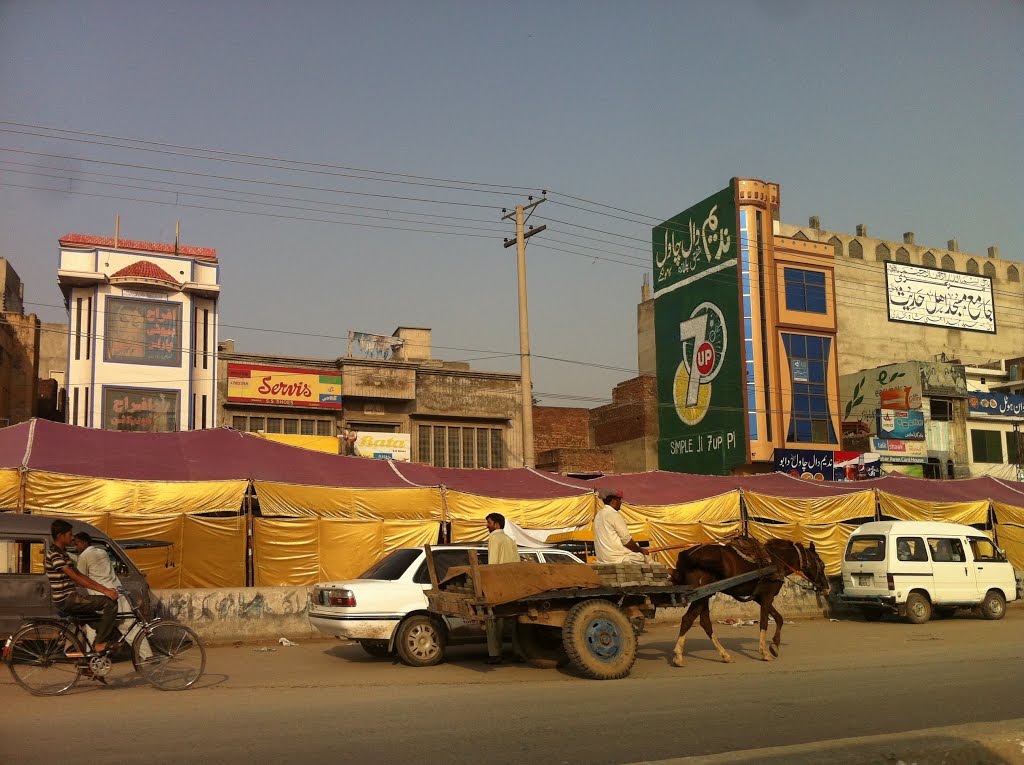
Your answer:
245;482;254;588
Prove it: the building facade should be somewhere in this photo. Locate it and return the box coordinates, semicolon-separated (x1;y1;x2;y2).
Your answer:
57;234;220;431
218;328;525;468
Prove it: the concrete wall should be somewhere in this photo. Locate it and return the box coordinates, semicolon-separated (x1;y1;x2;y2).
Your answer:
156;580;839;644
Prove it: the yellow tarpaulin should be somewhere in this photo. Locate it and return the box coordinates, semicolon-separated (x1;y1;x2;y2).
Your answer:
878;492;989;525
25;471;247;515
748;520;859;576
620;491;741;525
28;510;245;589
0;468;20;508
253;516;441;586
993;502;1024;527
253;433;339;453
253;482;442;520
645;520;743;568
743;491;875;524
443;491;596;528
994;524;1024;570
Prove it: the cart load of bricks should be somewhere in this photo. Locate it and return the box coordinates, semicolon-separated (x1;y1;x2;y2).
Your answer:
589;562;672;588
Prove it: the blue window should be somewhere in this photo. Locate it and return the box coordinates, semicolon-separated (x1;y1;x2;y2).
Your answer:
739;210;757;440
782;333;837;445
784;268;827;314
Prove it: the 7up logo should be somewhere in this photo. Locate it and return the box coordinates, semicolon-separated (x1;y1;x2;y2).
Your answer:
673;302;727;426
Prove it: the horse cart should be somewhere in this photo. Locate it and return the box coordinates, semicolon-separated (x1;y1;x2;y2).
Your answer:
423;545;775;680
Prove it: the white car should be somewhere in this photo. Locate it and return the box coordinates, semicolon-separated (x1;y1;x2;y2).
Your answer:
309;544;584;666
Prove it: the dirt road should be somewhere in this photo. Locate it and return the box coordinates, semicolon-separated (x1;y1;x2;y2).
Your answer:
3;611;1022;764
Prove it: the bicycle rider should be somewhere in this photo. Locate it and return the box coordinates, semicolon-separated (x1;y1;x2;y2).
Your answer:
45;519;118;654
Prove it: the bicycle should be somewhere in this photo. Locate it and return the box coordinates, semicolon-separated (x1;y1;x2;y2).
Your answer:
3;588;206;696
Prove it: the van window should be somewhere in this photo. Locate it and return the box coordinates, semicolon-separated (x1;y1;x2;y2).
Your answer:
968;537;1004;562
0;538;46;575
895;537;928;562
928;538;965;563
845;535;885;561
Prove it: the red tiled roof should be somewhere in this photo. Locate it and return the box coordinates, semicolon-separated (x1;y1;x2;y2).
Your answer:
59;233;217;261
109;260;180;283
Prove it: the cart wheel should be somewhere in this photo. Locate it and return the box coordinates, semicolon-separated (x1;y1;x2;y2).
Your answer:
514;623;569;669
561;599;637;680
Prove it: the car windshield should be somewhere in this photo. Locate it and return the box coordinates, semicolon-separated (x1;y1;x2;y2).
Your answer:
358;548;421;580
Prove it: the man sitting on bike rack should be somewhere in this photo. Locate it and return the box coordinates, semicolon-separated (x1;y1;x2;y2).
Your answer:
45;519;119;654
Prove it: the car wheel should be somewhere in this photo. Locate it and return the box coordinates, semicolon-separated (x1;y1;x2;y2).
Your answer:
861;607;884;622
357;639;391;658
395;615;446;667
904;592;932;624
979;590;1006;620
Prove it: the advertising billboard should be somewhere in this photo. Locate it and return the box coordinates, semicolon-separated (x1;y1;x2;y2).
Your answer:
885;262;995;333
227;364;342;408
774;448;881;481
876;409;925;440
653;181;746;474
102;387;179;432
968;392;1024;417
104;297;182;366
353;432;411;461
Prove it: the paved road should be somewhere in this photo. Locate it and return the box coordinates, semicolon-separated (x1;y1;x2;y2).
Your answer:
3;610;1023;764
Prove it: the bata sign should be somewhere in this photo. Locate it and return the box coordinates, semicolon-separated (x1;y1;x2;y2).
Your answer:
353;432;411;461
227;364;341;408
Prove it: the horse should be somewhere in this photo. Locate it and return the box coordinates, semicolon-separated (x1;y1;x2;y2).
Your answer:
669;537;830;667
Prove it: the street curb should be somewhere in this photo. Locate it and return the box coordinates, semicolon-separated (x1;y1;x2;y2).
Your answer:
628;717;1024;765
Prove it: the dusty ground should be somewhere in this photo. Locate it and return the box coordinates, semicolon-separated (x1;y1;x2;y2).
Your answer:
2;610;1023;764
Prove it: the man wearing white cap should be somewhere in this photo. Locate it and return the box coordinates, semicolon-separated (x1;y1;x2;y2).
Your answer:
593;490;648;564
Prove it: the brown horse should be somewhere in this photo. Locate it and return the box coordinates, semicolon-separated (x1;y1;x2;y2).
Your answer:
669;537;830;667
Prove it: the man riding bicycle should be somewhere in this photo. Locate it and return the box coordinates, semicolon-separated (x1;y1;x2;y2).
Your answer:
45;519;118;653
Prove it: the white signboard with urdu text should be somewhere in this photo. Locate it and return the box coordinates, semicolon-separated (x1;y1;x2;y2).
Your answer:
885;262;995;334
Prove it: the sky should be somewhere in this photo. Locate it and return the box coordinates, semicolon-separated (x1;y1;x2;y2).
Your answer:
0;0;1021;406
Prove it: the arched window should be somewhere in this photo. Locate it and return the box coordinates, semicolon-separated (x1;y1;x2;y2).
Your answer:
875;243;891;262
793;230;808;240
941;255;955;271
828;236;842;258
966;259;979;274
849;240;863;259
1008;265;1020;283
895;247;911;263
983;261;996;279
922;251;936;268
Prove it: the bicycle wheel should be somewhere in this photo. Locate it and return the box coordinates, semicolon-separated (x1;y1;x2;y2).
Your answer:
6;622;85;696
133;621;206;690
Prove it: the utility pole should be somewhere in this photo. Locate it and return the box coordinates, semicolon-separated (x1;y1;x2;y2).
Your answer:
503;194;547;468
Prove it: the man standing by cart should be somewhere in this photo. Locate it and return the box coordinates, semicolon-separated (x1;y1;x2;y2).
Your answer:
594;490;649;564
484;512;518;664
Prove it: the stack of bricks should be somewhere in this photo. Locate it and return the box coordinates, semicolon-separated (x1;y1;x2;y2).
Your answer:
589;561;672;588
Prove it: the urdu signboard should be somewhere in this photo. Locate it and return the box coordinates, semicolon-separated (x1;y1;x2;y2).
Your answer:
653;181;746;474
227;364;342;408
885;262;995;334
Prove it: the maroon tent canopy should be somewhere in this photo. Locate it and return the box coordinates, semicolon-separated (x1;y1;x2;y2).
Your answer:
394;464;591;499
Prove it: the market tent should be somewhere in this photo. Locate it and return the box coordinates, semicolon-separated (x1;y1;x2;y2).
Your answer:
394;464;597;541
871;474;991;525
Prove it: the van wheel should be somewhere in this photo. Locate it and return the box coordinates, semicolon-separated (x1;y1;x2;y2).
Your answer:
980;591;1006;620
905;592;932;624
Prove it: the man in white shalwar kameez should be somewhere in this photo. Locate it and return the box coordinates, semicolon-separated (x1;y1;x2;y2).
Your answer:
593;490;648;564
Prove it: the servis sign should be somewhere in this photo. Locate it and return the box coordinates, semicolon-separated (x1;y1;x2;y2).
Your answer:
227;363;342;408
653;181;747;474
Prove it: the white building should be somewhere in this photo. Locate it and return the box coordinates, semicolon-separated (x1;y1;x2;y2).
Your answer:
964;361;1024;481
57;233;220;431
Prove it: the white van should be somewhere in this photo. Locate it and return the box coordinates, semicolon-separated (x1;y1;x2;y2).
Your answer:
840;520;1020;623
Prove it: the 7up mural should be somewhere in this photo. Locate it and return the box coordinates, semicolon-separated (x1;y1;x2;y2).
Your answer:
653;181;747;474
